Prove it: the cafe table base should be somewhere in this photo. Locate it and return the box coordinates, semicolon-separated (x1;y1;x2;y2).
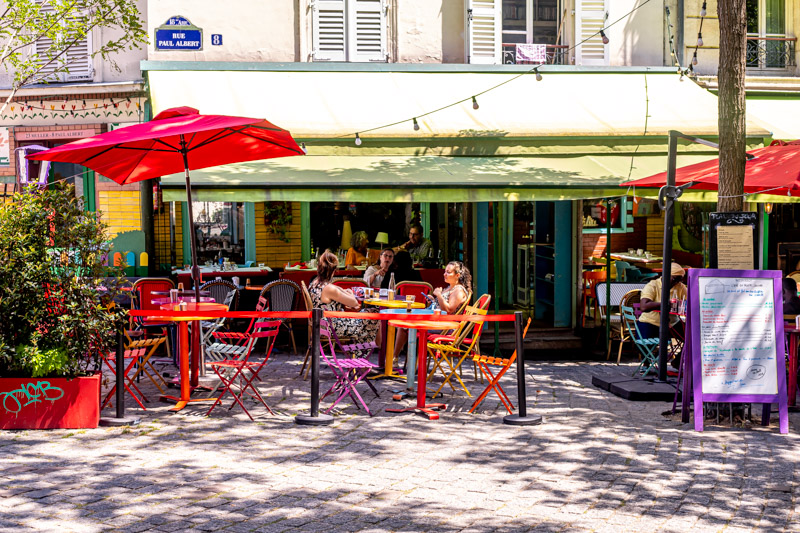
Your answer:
385;320;458;420
366;301;425;380
157;302;228;412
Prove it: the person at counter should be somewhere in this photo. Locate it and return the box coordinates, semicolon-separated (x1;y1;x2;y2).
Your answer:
381;251;422;288
783;277;800;314
637;262;687;367
345;231;379;269
364;249;394;288
394;224;432;261
309;250;379;350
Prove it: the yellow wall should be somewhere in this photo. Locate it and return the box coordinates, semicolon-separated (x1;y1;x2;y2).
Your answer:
254;202;302;267
97;190;141;238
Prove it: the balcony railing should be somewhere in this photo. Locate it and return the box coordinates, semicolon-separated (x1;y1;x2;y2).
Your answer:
746;36;796;70
502;43;569;65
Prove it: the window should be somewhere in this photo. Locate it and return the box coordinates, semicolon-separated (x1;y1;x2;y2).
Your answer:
33;2;94;82
746;0;791;69
311;0;388;62
194;202;246;265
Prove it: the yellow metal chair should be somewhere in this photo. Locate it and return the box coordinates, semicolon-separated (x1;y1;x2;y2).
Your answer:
426;294;491;398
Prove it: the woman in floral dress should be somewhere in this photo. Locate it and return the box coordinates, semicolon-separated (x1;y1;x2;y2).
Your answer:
308;250;379;347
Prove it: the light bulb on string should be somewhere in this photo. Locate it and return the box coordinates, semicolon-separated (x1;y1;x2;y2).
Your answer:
355;133;362;146
413;117;420;131
600;30;609;45
535;68;542;81
700;1;707;17
692;51;698;66
697;33;703;47
472;96;479;110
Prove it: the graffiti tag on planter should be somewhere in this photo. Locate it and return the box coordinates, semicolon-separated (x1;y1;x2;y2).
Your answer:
0;381;64;415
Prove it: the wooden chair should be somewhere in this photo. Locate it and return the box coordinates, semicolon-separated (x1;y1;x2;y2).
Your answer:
332;278;367;291
396;280;434;303
615;289;642;364
581;270;606;328
596;282;647;362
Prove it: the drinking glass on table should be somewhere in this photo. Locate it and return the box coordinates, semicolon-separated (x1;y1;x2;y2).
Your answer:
405;295;415;310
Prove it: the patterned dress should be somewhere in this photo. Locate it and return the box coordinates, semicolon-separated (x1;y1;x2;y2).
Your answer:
308;281;379;347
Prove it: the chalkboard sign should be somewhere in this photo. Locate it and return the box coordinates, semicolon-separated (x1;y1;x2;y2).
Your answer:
688;268;788;433
709;212;758;269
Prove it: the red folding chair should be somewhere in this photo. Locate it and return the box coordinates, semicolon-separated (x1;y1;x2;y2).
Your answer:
332;278;367;291
468;318;531;414
206;320;280;420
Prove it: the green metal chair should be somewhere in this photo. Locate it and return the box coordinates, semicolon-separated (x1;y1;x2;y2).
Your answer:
621;305;659;377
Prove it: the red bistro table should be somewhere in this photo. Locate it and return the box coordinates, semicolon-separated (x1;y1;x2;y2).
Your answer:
158;302;228;412
385;318;459;420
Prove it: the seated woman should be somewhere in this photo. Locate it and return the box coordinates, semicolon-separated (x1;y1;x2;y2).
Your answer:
309;250;379;349
432;261;471;314
381;250;422;288
364;248;394;288
344;231;379;269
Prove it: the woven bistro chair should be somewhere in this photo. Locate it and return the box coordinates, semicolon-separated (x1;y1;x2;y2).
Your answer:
259;280;301;354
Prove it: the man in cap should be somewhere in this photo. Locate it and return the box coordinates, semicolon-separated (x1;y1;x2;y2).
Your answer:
637;262;688;368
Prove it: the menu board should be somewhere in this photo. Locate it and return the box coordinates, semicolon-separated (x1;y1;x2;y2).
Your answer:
697;276;777;395
688;268;788;433
709;212;758;269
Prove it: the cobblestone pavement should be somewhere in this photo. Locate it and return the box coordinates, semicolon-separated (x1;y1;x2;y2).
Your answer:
0;351;798;532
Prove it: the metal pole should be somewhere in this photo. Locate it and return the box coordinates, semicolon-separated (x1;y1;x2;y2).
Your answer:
503;311;542;425
115;330;125;419
99;330;140;427
180;136;202;303
605;198;612;348
657;131;679;382
296;308;333;425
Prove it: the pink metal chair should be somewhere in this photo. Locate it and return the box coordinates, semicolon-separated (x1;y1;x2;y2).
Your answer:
319;318;379;416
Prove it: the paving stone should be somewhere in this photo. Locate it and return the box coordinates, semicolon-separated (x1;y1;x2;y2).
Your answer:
1;358;798;533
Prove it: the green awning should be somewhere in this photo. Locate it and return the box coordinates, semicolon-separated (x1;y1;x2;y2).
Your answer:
161;153;719;203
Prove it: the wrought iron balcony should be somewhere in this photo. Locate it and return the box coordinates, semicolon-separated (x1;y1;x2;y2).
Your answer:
502;43;568;65
746;36;796;70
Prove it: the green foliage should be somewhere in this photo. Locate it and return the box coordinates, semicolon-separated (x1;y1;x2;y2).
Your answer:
0;0;148;93
0;185;127;378
15;341;69;378
263;202;293;242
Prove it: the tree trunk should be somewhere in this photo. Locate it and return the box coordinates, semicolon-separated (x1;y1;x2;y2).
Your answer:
717;0;747;213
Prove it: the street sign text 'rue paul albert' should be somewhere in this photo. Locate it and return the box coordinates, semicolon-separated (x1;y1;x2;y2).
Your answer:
155;16;203;51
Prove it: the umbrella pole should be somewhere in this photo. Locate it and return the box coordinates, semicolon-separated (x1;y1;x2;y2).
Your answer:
180;136;202;303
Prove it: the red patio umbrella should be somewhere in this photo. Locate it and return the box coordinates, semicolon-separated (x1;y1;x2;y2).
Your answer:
622;140;800;196
28;106;305;297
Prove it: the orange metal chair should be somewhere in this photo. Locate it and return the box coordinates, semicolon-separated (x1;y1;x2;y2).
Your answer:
581;270;606;327
395;280;433;303
427;294;492;398
469;318;531;414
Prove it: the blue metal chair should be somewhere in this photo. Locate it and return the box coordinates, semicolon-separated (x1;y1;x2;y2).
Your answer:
621;305;659;377
616;261;658;283
241;260;255;267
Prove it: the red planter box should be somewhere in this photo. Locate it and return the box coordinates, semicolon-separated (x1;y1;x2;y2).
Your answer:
0;373;100;430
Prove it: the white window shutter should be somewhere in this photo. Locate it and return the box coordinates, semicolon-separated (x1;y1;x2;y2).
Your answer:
467;0;501;65
312;0;347;61
348;0;387;62
575;0;608;66
62;27;93;81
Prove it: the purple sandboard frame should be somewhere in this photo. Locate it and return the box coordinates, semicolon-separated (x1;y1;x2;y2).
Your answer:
688;268;788;433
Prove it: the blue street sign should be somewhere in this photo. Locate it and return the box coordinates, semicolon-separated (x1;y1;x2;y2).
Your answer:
155;16;203;51
211;34;223;46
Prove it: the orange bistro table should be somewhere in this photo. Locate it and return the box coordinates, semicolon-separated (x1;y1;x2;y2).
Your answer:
363;298;426;379
158;302;228;412
385;318;459;420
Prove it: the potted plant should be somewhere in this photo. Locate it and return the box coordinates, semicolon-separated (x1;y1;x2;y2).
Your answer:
0;185;126;429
